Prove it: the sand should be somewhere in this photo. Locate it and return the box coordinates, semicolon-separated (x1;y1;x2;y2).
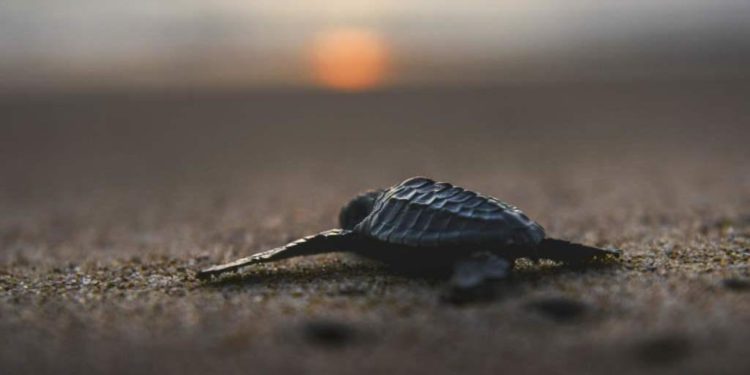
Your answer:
1;81;749;374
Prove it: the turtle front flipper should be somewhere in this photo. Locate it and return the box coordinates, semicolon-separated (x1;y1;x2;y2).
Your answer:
197;229;356;280
534;238;621;264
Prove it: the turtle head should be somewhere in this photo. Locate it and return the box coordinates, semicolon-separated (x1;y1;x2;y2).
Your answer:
339;189;384;230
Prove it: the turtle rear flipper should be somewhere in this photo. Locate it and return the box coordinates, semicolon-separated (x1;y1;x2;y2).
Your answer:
534;238;621;264
197;229;356;280
450;253;512;289
442;253;513;304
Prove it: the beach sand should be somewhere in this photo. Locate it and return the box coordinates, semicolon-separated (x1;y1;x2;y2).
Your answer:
1;81;749;374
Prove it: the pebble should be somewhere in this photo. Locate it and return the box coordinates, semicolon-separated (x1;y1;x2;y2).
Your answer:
301;319;357;348
525;297;589;322
634;334;691;366
722;277;750;291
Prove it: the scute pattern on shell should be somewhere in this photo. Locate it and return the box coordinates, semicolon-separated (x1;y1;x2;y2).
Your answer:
354;177;546;247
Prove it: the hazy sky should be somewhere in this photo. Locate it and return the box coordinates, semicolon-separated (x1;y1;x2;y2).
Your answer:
1;1;749;89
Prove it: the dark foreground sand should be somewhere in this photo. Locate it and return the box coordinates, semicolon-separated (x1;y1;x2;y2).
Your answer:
1;82;749;374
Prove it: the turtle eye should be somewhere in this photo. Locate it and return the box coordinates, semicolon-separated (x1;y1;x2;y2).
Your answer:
339;190;382;229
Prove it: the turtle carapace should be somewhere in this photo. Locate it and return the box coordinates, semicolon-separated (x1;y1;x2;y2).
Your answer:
197;177;620;287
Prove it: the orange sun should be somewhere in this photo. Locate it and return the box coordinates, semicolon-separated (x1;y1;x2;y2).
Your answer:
310;28;389;91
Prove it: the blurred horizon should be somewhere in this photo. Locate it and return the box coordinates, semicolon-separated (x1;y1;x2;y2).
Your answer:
1;1;750;92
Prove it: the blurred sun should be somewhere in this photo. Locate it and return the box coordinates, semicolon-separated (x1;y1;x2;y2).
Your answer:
310;28;389;91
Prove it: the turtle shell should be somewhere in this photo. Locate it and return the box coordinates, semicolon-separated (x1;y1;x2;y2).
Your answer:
353;177;545;247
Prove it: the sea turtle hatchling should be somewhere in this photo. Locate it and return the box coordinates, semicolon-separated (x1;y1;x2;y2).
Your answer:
197;177;620;288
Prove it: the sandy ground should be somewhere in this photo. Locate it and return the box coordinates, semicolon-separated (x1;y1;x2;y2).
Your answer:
1;81;749;374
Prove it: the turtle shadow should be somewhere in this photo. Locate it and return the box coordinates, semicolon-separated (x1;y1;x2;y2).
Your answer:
513;259;621;282
199;260;446;290
441;260;620;304
198;256;620;299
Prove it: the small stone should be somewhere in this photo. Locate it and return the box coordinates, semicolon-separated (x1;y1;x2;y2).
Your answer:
526;297;589;322
722;277;750;291
336;283;367;296
634;334;691;366
302;319;356;348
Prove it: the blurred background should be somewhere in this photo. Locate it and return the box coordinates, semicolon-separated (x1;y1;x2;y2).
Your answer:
1;0;749;237
1;1;749;91
2;0;749;226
